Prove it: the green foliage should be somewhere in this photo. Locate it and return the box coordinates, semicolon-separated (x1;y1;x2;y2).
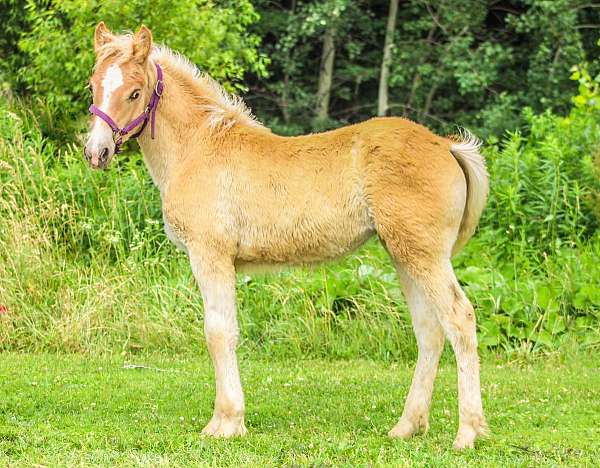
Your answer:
250;0;367;130
483;109;599;250
0;3;599;355
505;0;587;110
570;39;600;112
0;0;30;92
3;0;267;138
1;86;599;356
2;1;598;137
454;105;600;351
250;0;598;135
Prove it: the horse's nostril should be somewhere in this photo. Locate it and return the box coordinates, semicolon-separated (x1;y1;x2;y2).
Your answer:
100;147;109;162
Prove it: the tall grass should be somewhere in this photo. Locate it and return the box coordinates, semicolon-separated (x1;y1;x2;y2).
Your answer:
1;99;599;358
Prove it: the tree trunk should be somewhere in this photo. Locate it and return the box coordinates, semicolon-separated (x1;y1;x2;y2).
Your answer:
419;83;438;122
315;25;336;123
377;0;400;117
281;0;297;125
281;73;291;124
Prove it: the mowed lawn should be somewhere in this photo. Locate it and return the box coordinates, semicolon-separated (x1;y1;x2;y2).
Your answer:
1;353;599;466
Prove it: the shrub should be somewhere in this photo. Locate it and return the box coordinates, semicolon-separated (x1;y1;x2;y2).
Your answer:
481;107;600;255
455;104;600;352
4;0;268;139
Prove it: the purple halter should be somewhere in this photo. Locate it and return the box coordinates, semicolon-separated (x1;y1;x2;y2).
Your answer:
89;63;163;153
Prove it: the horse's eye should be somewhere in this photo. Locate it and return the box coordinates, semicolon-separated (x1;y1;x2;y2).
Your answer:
129;90;141;101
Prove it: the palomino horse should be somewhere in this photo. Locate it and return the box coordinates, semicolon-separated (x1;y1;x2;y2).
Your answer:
84;23;489;449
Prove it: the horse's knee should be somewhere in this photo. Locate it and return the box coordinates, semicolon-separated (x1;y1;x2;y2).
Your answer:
204;311;239;352
416;325;445;354
436;284;477;352
456;303;477;352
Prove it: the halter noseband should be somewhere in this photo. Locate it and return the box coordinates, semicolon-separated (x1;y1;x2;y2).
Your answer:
89;63;163;154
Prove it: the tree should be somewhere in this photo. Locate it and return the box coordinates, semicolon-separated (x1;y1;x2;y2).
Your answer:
377;0;399;116
249;0;598;136
5;0;268;139
312;0;350;126
315;23;337;123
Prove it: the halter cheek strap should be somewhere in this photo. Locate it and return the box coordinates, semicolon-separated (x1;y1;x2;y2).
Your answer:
89;63;163;154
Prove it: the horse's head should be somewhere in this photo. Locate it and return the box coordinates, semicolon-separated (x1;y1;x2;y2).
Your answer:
84;22;155;169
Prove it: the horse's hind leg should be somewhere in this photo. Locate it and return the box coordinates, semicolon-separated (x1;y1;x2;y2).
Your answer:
421;262;488;448
368;152;487;448
388;267;445;439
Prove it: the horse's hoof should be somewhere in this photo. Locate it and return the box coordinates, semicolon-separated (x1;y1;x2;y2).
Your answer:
452;417;489;449
388;416;424;439
201;414;247;438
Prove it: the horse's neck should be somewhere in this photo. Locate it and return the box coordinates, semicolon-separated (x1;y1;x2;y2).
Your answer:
137;67;201;193
137;122;173;193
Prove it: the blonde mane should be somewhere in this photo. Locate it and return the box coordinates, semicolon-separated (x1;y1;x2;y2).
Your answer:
96;36;264;132
151;45;263;132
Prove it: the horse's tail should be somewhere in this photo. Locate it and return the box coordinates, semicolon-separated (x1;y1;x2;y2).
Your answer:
450;129;489;256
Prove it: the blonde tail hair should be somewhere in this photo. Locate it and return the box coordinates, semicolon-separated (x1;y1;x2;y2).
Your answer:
450;129;489;256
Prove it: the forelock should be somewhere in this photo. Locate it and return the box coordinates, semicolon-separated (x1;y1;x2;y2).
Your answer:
95;34;135;68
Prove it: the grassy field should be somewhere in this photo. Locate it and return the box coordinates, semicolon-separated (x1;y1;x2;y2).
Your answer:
1;353;599;466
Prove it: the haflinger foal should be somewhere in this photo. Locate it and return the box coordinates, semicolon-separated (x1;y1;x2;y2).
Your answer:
84;23;489;449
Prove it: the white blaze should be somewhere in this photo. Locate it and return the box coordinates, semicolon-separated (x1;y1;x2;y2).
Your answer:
88;64;124;160
100;64;124;110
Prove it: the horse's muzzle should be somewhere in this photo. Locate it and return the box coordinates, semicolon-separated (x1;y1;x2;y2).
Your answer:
84;144;112;170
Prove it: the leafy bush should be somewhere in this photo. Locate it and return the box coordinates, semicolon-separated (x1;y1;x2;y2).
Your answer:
455;104;600;352
482;107;600;253
570;39;600;112
3;0;267;138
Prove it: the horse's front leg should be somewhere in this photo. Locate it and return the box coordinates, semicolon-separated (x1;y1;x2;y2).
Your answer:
189;248;246;437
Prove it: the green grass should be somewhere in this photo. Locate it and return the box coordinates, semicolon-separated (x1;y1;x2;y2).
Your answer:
1;353;599;466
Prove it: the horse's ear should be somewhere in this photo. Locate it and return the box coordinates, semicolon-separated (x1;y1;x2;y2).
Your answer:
133;25;153;63
95;21;113;53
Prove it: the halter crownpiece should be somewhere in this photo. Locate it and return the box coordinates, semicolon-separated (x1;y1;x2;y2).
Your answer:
89;62;163;154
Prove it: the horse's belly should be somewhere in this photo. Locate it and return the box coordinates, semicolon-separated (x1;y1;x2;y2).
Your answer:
235;204;375;267
163;215;188;254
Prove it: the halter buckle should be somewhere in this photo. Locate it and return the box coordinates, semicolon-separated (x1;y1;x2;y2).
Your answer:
155;80;164;97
